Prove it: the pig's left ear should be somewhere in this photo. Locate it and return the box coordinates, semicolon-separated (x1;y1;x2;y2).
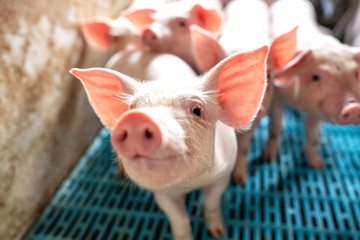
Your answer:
121;8;155;31
190;25;226;73
203;46;269;128
70;68;138;130
269;26;313;83
191;4;223;34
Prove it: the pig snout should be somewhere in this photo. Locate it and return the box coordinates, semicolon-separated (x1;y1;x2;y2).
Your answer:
338;103;360;125
142;28;159;46
111;110;162;159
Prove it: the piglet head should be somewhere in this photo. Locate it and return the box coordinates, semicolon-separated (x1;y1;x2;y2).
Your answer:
81;9;154;51
269;27;360;125
70;46;268;191
141;1;223;71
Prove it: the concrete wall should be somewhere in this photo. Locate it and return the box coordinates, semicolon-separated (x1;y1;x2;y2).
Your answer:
0;0;131;238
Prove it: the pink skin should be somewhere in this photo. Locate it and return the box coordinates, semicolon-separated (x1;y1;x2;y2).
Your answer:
70;46;268;240
111;110;162;159
105;50;197;175
141;1;223;72
265;0;360;168
81;9;155;52
105;50;196;81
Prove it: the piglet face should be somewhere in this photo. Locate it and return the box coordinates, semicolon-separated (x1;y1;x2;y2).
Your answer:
71;46;268;192
111;80;220;191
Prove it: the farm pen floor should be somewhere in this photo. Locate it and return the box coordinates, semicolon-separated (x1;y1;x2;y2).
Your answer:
25;110;360;240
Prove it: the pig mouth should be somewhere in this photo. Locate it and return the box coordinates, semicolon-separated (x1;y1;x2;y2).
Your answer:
129;152;190;164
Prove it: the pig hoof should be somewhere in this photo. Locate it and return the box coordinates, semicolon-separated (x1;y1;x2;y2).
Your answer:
204;209;226;238
308;158;324;169
209;224;226;238
233;171;247;185
207;219;226;238
304;151;324;169
116;163;125;177
262;149;277;162
173;234;193;240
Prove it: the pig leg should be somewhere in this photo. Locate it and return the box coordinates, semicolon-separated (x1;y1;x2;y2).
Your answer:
263;99;284;161
154;193;193;240
203;175;230;237
303;116;324;169
233;129;254;185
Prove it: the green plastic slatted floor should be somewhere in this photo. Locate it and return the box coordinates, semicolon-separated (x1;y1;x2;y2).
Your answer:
25;110;360;240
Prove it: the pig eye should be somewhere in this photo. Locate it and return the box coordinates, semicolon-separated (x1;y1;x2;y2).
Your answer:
312;74;321;82
192;106;202;117
179;20;187;28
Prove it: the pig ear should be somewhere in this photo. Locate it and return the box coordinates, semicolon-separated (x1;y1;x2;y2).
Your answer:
269;26;313;84
203;46;269;128
70;68;138;130
81;17;112;49
122;8;155;31
272;49;313;85
190;25;226;73
269;26;298;71
191;4;222;34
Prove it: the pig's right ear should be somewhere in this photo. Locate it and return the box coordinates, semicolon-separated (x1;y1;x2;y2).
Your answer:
190;25;226;73
191;4;223;34
203;46;269;128
121;8;155;31
70;68;138;130
81;17;112;50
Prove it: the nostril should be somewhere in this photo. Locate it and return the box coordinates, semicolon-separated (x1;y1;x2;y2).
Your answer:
142;29;157;43
117;130;128;142
344;113;349;119
145;128;153;139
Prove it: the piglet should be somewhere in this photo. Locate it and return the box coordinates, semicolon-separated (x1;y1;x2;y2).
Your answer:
81;8;155;52
71;45;268;239
265;0;360;169
218;0;272;184
141;0;223;72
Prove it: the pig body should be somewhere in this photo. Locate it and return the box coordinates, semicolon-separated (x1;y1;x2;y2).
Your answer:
71;46;268;239
105;50;196;81
218;0;272;184
219;0;270;56
345;1;360;47
265;0;360;168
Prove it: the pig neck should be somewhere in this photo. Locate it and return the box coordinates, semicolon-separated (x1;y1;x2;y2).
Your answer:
179;53;201;74
163;121;237;195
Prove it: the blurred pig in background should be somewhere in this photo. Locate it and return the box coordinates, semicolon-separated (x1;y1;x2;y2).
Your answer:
344;1;360;46
81;8;154;52
141;0;224;72
71;46;268;239
218;0;272;184
265;0;360;169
